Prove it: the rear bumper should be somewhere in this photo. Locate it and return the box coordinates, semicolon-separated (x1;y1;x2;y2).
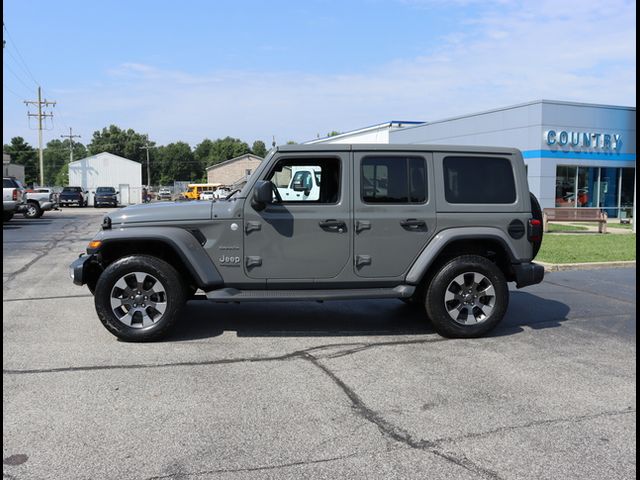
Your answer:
513;262;545;288
40;201;55;211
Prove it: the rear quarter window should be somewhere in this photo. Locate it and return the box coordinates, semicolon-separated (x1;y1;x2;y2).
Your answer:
443;156;516;204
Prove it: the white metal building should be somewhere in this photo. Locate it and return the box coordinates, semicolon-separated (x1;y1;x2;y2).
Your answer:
69;152;143;206
304;121;424;145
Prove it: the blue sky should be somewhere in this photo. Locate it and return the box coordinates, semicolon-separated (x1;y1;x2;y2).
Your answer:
3;0;636;148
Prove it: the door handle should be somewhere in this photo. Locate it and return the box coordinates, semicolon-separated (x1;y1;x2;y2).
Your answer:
319;219;347;233
400;219;427;230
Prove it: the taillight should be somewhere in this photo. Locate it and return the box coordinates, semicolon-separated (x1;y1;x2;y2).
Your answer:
528;218;542;243
12;189;17;201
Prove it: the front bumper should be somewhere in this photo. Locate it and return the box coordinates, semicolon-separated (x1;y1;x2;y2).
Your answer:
513;262;545;288
69;254;98;286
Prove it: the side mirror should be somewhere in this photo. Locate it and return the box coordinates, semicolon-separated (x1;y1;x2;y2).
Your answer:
116;191;119;194
292;179;306;192
252;180;273;210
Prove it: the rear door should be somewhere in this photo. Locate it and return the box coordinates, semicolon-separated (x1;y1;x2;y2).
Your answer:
353;151;436;278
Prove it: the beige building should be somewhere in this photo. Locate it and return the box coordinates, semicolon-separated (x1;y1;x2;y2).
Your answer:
206;153;263;187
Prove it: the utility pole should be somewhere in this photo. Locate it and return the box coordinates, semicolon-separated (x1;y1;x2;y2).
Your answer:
140;143;153;186
60;127;81;163
24;86;56;186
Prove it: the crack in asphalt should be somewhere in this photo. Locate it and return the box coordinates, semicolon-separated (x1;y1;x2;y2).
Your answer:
433;408;637;445
143;451;362;479
2;338;446;375
302;352;504;480
3;294;94;303
3;219;92;287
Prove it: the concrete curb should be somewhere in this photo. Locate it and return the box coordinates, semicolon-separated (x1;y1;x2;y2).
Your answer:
538;260;636;272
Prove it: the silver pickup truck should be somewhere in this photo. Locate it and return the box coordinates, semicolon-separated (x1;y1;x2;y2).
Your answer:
3;177;27;222
24;187;59;218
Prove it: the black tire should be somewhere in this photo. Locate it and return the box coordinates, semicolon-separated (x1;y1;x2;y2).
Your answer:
23;201;43;219
94;255;186;341
530;193;543;259
3;211;14;222
425;255;509;338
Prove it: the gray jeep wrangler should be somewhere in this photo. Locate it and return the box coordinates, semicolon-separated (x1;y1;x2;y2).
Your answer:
70;144;544;341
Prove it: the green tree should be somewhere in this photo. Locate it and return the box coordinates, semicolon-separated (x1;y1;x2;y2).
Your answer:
194;139;215;172
155;142;197;184
286;140;297;145
251;140;267;157
88;125;154;183
195;137;251;169
327;131;341;137
3;137;37;185
43;140;88;186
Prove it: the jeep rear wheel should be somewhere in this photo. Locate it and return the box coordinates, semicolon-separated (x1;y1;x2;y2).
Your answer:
425;255;508;338
94;255;186;341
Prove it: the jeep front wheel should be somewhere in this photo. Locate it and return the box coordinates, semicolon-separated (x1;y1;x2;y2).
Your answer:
425;255;508;338
94;255;186;341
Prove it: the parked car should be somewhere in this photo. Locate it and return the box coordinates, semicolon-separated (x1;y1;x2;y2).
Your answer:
59;186;89;207
3;177;26;222
199;190;215;201
158;188;172;201
71;144;544;342
94;187;119;208
23;187;58;218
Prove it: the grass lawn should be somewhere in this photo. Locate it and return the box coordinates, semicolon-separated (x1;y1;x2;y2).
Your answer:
547;223;589;232
537;233;636;264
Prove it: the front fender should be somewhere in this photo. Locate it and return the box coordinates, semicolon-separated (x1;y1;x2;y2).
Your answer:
90;227;223;290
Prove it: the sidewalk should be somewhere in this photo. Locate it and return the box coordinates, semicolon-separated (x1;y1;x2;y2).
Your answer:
538;260;636;272
547;220;635;234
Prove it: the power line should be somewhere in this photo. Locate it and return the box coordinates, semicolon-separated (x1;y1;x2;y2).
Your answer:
3;60;34;94
24;87;57;186
3;82;23;100
60;127;81;163
3;46;38;88
3;22;39;86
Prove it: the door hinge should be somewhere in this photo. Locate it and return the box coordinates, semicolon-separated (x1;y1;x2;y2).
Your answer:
355;255;372;268
245;221;262;234
355;220;371;234
245;256;262;268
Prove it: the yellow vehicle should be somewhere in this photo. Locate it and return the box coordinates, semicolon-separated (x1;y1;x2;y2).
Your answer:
182;183;223;200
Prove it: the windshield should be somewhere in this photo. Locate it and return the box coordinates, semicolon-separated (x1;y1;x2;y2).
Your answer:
237;149;275;198
96;187;115;193
62;186;82;192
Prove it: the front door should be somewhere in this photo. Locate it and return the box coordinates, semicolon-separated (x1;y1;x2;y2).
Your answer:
243;154;350;280
353;152;436;278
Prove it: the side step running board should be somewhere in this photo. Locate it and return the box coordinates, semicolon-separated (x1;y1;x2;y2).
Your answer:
204;285;415;302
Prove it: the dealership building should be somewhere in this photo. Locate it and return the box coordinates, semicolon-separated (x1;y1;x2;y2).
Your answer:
310;100;636;219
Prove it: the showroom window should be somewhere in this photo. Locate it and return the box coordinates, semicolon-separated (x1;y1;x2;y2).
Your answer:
556;165;634;218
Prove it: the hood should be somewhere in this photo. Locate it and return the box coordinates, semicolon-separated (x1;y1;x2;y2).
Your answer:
108;201;214;224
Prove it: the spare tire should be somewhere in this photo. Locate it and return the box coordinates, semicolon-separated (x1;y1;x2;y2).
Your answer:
530;193;543;259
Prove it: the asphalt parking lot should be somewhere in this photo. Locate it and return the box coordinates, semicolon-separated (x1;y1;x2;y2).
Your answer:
3;208;636;480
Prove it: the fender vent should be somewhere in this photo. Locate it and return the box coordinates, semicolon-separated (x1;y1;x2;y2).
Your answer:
508;219;525;239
